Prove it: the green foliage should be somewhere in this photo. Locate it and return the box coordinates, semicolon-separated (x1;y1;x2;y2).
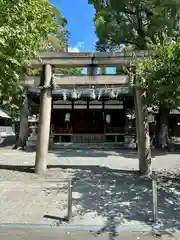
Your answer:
116;67;124;75
90;0;180;110
100;67;106;75
134;37;180;108
89;0;180;50
0;0;69;117
55;68;82;75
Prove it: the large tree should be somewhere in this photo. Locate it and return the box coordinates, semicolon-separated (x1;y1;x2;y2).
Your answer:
135;37;180;147
89;0;180;174
89;0;180;50
0;0;73;150
0;0;67;117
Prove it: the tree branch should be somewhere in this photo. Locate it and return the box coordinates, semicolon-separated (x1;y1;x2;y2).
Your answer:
124;7;136;15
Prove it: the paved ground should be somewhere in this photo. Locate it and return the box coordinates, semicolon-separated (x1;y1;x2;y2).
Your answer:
0;148;180;173
0;148;180;232
0;181;68;224
0;228;179;240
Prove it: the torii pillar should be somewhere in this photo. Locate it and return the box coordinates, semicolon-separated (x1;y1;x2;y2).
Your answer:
35;64;53;175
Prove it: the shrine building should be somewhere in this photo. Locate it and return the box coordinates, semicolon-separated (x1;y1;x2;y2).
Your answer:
24;51;148;148
27;80;134;146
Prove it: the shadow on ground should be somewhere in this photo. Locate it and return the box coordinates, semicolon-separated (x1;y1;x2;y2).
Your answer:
67;166;180;233
8;146;180;159
53;148;139;159
0;164;139;174
0;158;180;233
52;148;180;158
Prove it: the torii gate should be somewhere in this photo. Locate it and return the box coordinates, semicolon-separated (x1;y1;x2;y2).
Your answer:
28;51;150;175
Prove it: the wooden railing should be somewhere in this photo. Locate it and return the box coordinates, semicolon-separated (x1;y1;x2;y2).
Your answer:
105;126;125;134
53;127;72;134
53;126;126;135
72;134;104;143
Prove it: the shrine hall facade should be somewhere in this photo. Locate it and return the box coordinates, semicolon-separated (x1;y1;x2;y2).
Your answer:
25;51;150;147
27;77;135;146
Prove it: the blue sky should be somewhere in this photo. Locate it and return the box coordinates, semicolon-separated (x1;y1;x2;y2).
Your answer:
49;0;115;73
50;0;97;52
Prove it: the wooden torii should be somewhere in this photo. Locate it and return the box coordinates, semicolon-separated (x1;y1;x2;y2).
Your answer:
29;51;149;175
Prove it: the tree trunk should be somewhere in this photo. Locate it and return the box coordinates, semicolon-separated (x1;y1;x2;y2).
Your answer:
14;94;29;150
134;87;151;175
156;105;170;149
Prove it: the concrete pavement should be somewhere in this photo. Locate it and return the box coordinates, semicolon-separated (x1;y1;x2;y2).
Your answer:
0;228;178;240
0;148;180;173
0;181;68;224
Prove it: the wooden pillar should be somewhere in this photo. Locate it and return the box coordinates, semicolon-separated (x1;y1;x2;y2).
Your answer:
35;64;52;175
87;65;97;75
134;86;151;175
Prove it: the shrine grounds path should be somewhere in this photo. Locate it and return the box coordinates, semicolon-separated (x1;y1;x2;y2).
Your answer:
0;148;180;235
0;228;180;240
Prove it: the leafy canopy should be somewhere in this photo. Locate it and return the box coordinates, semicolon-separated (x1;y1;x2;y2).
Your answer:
89;0;180;50
134;36;180;108
90;0;180;110
0;0;69;117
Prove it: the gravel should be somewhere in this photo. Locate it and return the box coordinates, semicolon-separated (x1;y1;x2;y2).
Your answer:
0;148;180;231
0;168;75;181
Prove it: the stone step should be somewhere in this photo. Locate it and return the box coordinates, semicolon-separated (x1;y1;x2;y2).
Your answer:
26;142;136;150
52;143;125;149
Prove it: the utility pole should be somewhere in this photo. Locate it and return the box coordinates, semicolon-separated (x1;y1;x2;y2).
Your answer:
35;64;52;175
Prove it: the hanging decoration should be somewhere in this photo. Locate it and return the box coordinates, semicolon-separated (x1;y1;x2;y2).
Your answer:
78;90;82;99
98;89;103;100
72;89;78;99
116;89;120;98
65;113;70;122
27;86;131;101
63;91;67;100
90;86;96;100
106;114;111;124
110;89;116;99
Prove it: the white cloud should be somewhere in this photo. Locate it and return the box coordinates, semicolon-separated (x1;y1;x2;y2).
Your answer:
68;47;80;52
77;41;84;48
68;41;84;52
